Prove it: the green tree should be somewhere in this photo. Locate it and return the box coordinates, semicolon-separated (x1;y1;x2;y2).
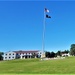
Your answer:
62;50;69;54
65;50;69;53
56;50;62;56
45;52;50;58
50;52;55;58
0;52;4;60
70;44;75;56
45;51;56;58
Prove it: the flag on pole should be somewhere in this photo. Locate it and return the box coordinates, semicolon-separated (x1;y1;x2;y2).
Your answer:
45;8;51;18
46;14;51;18
45;8;49;13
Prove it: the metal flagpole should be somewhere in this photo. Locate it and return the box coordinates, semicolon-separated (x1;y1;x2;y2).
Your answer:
41;8;46;58
41;8;50;59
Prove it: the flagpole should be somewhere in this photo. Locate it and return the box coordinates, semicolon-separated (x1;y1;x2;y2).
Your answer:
42;8;46;58
41;8;50;59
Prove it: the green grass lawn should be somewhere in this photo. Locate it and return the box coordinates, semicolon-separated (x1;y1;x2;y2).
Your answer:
1;74;72;75
0;57;75;74
1;74;75;75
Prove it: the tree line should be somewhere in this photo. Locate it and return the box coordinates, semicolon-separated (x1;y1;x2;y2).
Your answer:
45;44;75;58
45;50;69;58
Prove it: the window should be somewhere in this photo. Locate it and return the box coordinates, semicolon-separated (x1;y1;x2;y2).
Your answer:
5;57;7;59
40;52;41;54
12;57;14;58
6;54;7;55
16;53;18;55
9;57;11;59
40;55;41;57
9;54;11;55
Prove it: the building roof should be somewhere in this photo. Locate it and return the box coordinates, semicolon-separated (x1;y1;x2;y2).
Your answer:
13;50;39;54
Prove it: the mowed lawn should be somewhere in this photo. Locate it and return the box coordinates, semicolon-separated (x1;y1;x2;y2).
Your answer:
0;57;75;74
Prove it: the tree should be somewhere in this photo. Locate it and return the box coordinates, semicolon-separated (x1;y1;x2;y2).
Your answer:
63;50;69;53
50;52;56;58
70;44;75;56
45;51;56;58
56;50;62;56
0;52;4;60
45;52;50;58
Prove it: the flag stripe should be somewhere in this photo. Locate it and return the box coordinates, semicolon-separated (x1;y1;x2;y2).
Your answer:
45;8;49;13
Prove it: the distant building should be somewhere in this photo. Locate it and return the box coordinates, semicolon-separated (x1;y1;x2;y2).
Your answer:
3;50;42;60
3;51;16;60
61;52;70;57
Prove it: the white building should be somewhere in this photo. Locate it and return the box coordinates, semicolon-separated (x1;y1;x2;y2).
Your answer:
62;53;70;57
3;50;42;60
3;51;16;60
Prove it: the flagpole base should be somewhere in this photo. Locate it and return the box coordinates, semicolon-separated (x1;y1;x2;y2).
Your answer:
41;53;45;58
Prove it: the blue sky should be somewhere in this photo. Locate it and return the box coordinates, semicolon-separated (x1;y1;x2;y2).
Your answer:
0;1;75;52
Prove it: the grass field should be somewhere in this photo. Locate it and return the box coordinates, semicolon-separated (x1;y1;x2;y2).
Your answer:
0;57;75;74
1;74;75;75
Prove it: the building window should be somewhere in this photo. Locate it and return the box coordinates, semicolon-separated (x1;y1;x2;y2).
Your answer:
40;52;41;54
9;57;11;59
40;55;41;57
9;54;11;55
16;53;18;55
5;57;7;59
12;57;14;58
6;54;7;55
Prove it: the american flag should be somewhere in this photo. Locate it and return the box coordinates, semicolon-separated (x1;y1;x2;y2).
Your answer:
45;8;49;13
